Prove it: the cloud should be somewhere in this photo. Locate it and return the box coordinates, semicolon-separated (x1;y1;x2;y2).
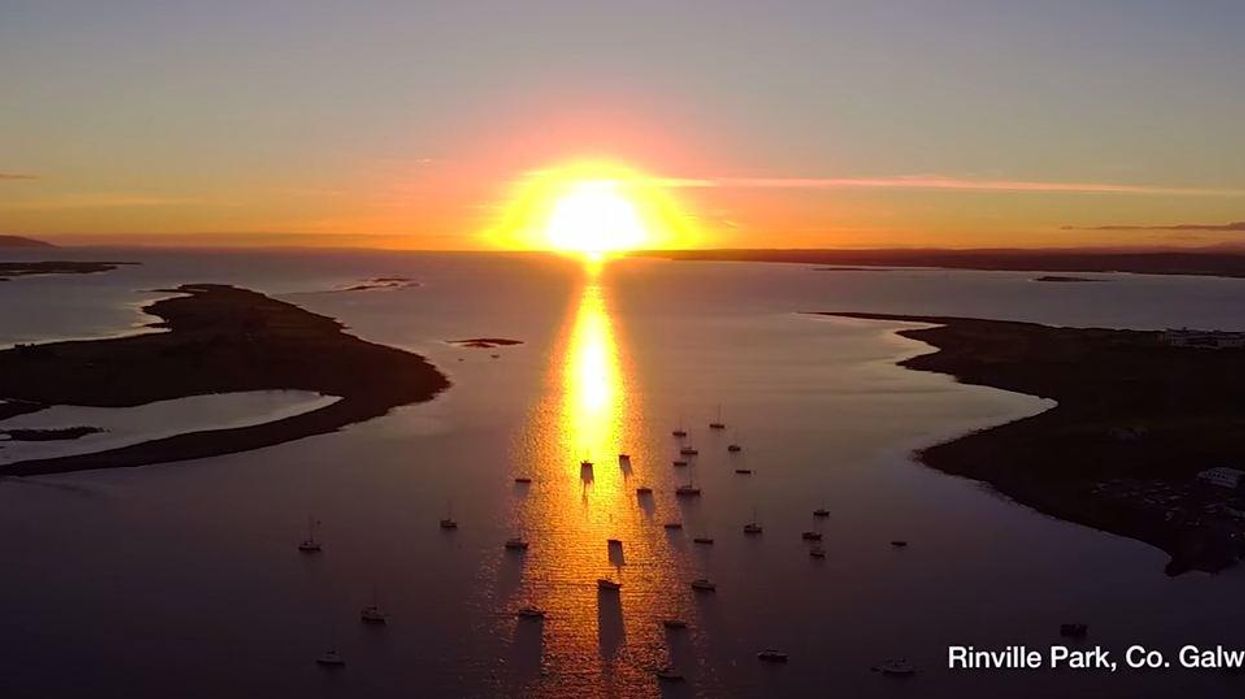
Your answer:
656;175;1245;197
0;173;38;181
0;193;206;210
1061;221;1245;232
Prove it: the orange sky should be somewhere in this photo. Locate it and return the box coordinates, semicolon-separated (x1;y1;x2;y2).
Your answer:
3;3;1244;250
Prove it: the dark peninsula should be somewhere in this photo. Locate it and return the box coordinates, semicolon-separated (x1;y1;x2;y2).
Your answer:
824;312;1245;575
0;284;449;475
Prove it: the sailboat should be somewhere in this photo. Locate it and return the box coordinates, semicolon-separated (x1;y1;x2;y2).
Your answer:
656;666;685;682
671;415;687;438
439;500;458;530
360;587;387;624
675;463;701;497
743;508;763;535
872;658;917;677
315;649;345;667
709;405;726;430
516;606;547;619
298;516;322;553
757;649;789;663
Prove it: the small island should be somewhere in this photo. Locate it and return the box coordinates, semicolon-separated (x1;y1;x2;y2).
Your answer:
1;426;103;441
814;267;894;273
0;284;449;475
0;261;132;281
824;312;1245;575
448;337;524;349
1033;275;1103;283
339;276;420;292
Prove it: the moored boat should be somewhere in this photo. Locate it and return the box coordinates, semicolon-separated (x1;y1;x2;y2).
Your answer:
516;606;546;619
872;659;916;677
315;650;345;667
360;604;387;625
757;649;789;663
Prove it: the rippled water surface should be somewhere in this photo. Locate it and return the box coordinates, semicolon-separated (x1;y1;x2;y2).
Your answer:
2;249;1245;698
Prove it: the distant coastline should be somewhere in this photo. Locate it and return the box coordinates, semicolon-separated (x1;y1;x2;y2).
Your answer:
823;312;1245;575
0;284;449;475
644;248;1245;280
0;261;132;281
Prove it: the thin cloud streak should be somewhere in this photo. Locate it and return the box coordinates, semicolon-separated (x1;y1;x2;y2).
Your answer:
0;173;38;181
1061;221;1245;232
0;194;207;210
652;175;1245;197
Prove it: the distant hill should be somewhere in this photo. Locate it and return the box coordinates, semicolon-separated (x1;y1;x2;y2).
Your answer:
0;235;54;248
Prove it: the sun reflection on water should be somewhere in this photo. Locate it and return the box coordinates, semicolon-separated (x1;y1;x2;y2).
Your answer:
494;262;706;695
564;269;626;465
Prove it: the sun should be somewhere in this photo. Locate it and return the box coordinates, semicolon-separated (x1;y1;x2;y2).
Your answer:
545;180;647;255
484;159;701;256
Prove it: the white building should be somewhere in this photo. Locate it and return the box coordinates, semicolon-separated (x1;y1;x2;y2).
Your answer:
1161;329;1245;349
1196;467;1245;490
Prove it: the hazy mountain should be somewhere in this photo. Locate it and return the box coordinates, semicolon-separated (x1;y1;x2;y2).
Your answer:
0;235;55;248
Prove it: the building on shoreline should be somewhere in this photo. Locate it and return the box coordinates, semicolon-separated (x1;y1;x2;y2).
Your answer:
1161;329;1245;349
1196;467;1245;490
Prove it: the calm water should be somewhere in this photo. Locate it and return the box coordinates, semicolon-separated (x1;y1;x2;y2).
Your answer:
2;249;1245;698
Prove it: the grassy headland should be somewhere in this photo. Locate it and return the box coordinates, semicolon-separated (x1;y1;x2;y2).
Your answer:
825;312;1245;574
0;284;449;474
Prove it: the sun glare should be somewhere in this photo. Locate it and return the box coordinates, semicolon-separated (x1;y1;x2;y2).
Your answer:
545;180;646;255
485;159;700;256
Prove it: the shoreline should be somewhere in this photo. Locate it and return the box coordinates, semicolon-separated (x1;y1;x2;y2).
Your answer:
0;284;449;475
822;312;1245;574
643;248;1245;280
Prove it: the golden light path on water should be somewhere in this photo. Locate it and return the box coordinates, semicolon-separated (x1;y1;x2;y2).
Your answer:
495;261;714;696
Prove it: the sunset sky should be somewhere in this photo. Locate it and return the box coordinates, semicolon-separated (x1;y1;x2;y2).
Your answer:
2;1;1244;249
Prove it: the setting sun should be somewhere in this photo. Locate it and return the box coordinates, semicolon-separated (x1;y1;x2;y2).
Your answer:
545;180;647;255
485;159;701;255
